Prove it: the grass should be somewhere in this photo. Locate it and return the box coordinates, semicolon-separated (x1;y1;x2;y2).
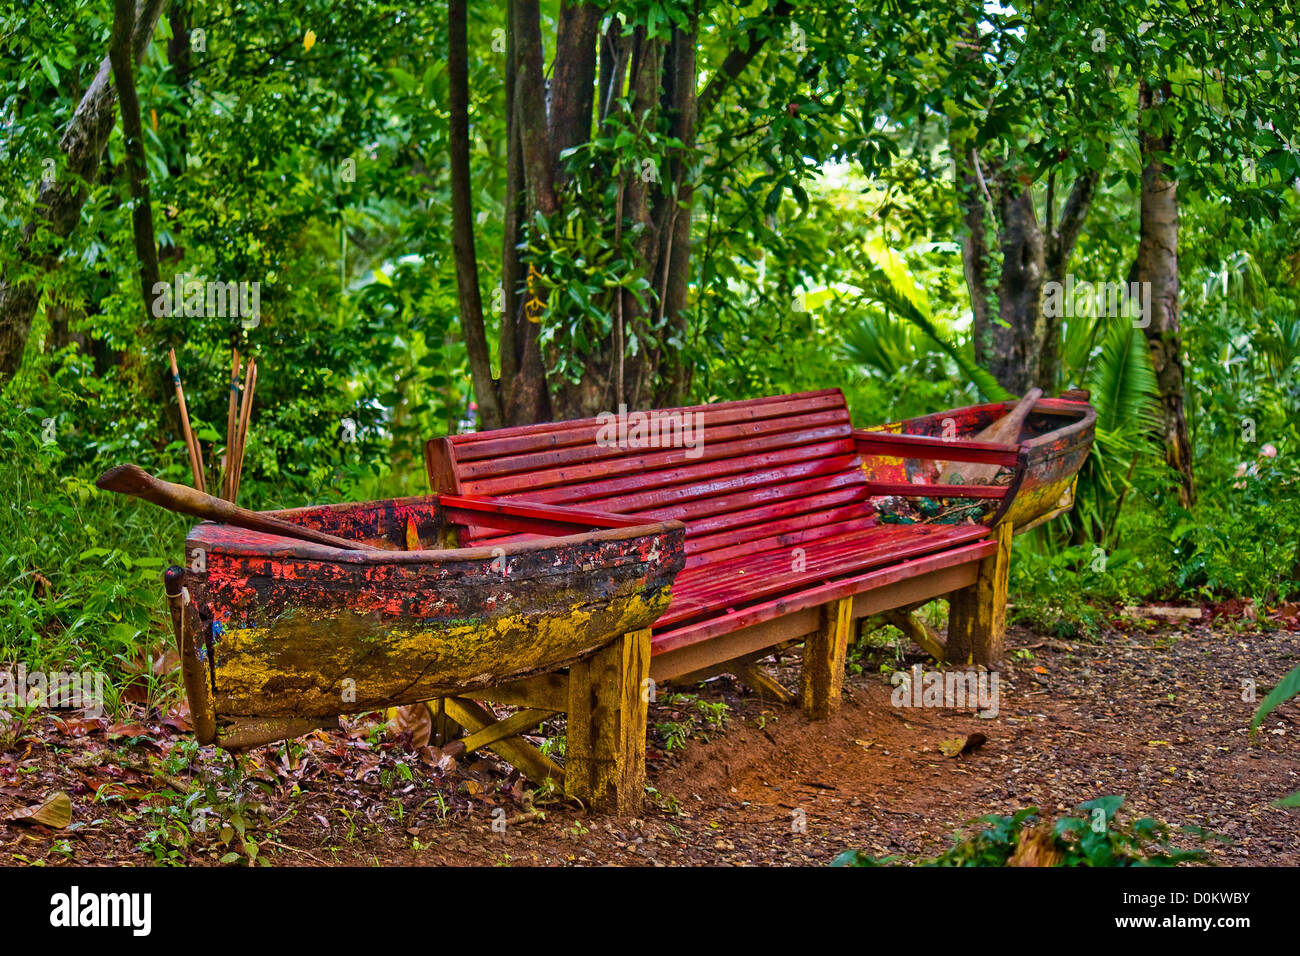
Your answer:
0;406;187;716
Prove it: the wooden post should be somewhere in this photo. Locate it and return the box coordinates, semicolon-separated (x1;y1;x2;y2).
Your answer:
947;521;1012;667
800;596;853;720
564;628;651;813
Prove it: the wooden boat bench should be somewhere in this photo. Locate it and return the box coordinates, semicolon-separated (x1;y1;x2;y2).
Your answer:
424;389;1031;812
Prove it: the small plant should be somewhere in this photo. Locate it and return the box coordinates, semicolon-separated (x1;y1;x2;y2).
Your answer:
1252;665;1300;807
653;692;731;752
833;797;1217;867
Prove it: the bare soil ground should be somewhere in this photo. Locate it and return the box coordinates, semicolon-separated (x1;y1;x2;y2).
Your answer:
3;614;1299;867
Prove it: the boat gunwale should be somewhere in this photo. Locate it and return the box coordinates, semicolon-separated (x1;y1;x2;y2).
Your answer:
863;397;1096;461
185;493;686;566
855;396;1096;529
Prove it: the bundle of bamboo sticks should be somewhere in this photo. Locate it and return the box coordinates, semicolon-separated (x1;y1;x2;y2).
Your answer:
168;348;257;504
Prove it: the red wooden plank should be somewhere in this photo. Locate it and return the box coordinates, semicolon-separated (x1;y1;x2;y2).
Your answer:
449;391;849;462
553;453;862;517
646;471;865;522
684;503;877;562
455;410;852;485
651;538;998;653
658;524;989;628
669;523;980;599
671;485;869;538
478;438;857;508
460;425;854;498
440;494;652;529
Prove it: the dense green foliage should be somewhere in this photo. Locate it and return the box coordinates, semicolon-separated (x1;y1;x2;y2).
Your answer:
2;0;1299;706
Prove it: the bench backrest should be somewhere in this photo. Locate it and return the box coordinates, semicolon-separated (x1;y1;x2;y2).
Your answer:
426;389;874;568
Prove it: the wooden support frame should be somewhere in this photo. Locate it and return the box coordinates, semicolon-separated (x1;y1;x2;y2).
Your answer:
664;643;799;704
420;631;654;814
564;628;651;813
440;697;564;786
800;596;853;720
945;521;1012;666
882;608;947;663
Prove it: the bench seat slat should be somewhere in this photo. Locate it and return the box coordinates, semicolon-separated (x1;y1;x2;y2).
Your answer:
651;537;998;654
684;504;879;565
658;523;989;629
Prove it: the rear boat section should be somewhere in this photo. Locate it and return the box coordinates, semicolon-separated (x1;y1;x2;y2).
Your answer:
854;391;1097;533
165;494;684;750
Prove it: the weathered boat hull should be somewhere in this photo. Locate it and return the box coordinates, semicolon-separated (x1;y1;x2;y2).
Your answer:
168;495;684;743
858;395;1096;531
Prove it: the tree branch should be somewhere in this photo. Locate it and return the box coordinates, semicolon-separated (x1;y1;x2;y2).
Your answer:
697;0;793;116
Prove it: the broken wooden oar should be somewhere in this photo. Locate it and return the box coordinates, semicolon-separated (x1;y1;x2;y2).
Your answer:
939;388;1042;485
96;463;386;552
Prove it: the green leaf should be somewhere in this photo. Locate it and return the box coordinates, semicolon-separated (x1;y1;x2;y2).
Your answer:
387;67;417;93
1252;663;1300;731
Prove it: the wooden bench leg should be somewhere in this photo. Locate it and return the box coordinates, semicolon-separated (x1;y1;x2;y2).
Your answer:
801;596;853;720
946;522;1012;667
564;628;651;814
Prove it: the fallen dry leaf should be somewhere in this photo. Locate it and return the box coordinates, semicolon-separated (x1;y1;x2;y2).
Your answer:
387;704;432;749
107;722;151;739
938;733;988;758
54;715;107;737
5;791;72;828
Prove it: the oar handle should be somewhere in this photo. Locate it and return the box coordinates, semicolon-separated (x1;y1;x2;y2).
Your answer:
96;464;386;552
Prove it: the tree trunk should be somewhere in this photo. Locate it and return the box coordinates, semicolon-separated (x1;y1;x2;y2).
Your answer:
1040;168;1099;391
0;0;168;383
1136;78;1194;506
449;0;503;429
952;140;996;375
990;185;1046;395
491;0;790;426
109;0;162;317
651;22;697;408
504;0;554;426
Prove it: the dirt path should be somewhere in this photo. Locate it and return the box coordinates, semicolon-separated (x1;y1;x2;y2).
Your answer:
4;617;1299;866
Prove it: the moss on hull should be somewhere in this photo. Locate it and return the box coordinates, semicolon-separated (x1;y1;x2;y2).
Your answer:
212;588;672;717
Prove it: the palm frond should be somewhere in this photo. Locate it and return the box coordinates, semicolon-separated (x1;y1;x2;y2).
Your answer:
858;239;1011;401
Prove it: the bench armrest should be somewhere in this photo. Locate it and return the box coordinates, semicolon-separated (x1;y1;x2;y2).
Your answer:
852;429;1023;466
439;493;663;536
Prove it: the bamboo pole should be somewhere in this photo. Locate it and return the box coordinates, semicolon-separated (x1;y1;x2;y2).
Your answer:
222;350;241;501
168;348;206;493
231;358;256;505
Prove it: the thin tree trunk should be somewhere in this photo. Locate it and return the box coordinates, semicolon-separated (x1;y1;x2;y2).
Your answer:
1040;168;1099;391
109;0;162;317
953;141;996;378
499;11;523;393
504;0;554;425
991;185;1046;395
0;0;168;382
1136;78;1194;505
161;1;190;264
696;0;793;116
549;1;600;184
652;22;697;408
448;0;503;429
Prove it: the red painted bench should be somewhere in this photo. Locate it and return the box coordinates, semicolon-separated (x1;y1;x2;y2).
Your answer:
424;388;1019;810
